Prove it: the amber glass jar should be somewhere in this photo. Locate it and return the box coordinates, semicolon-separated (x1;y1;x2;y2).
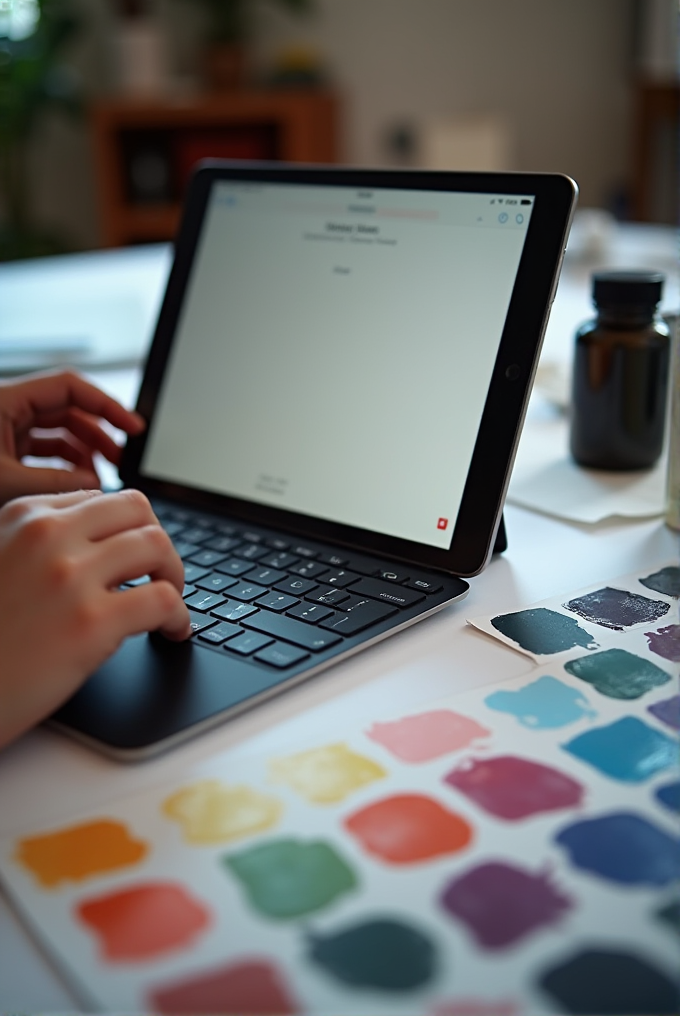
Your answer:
570;271;669;470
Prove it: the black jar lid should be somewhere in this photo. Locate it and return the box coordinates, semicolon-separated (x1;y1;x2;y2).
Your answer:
592;270;664;308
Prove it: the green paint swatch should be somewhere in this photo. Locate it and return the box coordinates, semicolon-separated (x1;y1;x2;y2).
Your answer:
564;649;671;700
223;838;357;919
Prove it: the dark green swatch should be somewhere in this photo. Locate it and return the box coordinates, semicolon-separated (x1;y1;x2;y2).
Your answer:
307;917;437;990
224;838;356;919
491;607;596;655
655;901;680;939
564;648;671;700
640;566;680;598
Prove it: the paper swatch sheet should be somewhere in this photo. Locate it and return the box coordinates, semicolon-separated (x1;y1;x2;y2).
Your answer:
0;566;678;1014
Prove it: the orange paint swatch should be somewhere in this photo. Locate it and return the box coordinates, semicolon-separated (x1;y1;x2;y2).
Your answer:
76;881;210;962
14;819;148;889
345;793;473;864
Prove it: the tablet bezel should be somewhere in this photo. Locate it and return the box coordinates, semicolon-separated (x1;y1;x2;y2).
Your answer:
121;163;577;577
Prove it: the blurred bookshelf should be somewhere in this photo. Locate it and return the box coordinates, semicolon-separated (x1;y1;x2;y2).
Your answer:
91;91;338;247
632;79;679;225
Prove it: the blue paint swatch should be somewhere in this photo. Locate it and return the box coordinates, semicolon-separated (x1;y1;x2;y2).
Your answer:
648;695;680;731
655;781;680;813
538;948;679;1015
485;675;596;729
491;608;597;655
562;716;677;782
564;648;670;700
555;811;680;885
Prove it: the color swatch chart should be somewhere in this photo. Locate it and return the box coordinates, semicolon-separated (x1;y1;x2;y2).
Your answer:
0;565;678;1014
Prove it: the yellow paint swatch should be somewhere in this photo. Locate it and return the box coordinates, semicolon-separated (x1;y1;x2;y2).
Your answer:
14;819;148;889
269;743;387;804
163;780;282;845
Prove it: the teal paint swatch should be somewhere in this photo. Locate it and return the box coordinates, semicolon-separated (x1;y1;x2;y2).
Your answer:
485;675;596;729
562;717;677;782
564;648;671;700
491;608;597;655
640;565;680;598
307;918;436;990
655;901;680;939
224;838;357;919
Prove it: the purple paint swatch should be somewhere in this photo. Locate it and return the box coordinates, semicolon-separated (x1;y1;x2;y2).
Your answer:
645;624;680;663
490;607;597;655
555;811;680;885
640;565;680;598
648;695;680;730
655;781;680;813
444;755;584;820
564;586;669;631
439;861;572;949
562;716;676;782
538;948;679;1015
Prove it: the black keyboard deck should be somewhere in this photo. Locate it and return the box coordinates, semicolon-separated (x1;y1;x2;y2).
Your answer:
127;499;451;672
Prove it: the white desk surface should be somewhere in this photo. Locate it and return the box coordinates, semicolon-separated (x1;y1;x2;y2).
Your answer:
0;220;678;1009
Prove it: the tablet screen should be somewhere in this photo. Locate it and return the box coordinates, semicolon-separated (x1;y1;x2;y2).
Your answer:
140;180;533;549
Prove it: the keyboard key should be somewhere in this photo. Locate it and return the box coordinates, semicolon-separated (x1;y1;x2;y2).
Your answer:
287;602;333;624
343;553;386;576
173;541;200;559
125;574;150;587
230;582;268;602
289;561;328;580
347;578;426;608
319;601;397;635
187;610;218;634
241;610;342;652
187;549;228;568
215;557;252;576
179;526;212;545
241;530;264;543
226;631;274;656
406;576;444;594
261;551;298;570
318;551;349;567
198;621;241;644
244;566;286;585
322;569;360;588
255;642;310;668
185;591;228;612
292;543;318;559
256;592;300;612
195;572;238;593
266;536;289;551
211;600;258;623
205;534;241;554
161;520;184;536
306;587;350;607
274;576;318;596
335;593;375;612
377;567;410;582
183;563;210;584
238;543;268;561
182;583;197;598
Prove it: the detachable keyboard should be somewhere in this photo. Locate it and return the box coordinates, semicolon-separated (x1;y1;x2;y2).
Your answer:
124;499;464;672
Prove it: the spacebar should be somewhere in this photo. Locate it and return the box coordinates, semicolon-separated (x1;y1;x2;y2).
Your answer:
241;610;342;652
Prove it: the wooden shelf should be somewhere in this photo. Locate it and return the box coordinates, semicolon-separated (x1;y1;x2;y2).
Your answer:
91;91;339;247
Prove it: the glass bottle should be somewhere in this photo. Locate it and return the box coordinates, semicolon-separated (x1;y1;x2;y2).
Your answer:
570;270;669;470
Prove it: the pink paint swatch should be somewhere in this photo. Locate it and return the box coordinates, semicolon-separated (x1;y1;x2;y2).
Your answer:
345;793;473;863
367;710;490;763
76;881;210;961
148;959;298;1014
440;861;573;948
444;755;584;820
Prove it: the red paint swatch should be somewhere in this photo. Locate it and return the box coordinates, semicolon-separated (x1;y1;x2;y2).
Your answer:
345;793;473;863
148;958;298;1014
76;881;210;962
444;756;584;820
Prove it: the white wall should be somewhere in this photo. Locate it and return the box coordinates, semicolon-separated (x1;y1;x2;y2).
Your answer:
28;0;637;249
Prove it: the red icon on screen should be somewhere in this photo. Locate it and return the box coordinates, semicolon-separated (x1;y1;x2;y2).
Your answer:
437;517;449;530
